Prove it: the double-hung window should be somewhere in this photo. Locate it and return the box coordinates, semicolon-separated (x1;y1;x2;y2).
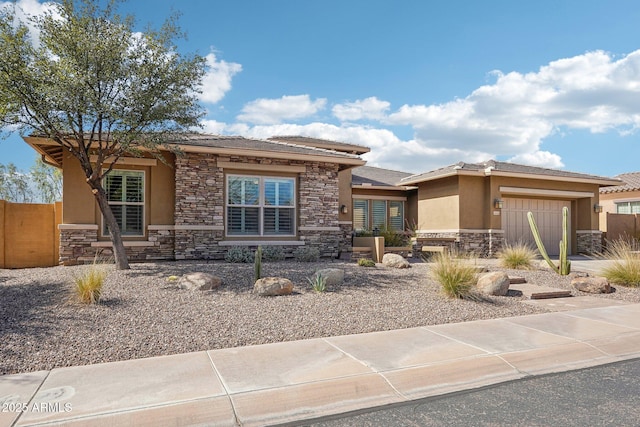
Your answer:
103;170;145;236
227;175;295;236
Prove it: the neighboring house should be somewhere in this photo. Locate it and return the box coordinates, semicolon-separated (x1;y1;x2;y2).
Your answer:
24;134;366;264
398;160;620;256
599;172;640;240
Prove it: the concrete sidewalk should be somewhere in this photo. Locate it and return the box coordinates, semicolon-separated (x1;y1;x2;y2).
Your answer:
2;301;639;427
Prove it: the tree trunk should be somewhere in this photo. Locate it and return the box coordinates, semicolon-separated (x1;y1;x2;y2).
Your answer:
90;180;131;270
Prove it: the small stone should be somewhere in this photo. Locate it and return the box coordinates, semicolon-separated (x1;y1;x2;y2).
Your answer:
314;268;345;286
571;276;611;294
477;271;510;296
254;277;294;296
382;253;410;268
178;272;222;291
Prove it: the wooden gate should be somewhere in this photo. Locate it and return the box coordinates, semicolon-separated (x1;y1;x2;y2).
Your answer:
0;200;62;268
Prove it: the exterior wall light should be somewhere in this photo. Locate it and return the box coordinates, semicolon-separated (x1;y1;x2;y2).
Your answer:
594;204;603;213
494;198;504;209
340;204;348;214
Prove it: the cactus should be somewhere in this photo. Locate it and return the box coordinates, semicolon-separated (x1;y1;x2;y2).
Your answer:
527;207;571;275
254;246;263;281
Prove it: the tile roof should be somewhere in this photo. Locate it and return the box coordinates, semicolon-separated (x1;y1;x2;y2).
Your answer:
401;159;621;186
267;136;370;155
168;134;364;161
352;166;414;187
600;172;640;193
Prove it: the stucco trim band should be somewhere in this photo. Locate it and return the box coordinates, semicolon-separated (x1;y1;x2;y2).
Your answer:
218;240;306;246
352;195;408;201
89;155;157;166
173;225;225;231
298;226;342;231
58;224;99;230
217;161;307;173
500;186;594;198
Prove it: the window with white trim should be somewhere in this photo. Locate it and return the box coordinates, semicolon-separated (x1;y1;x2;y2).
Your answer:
616;201;640;214
353;199;405;231
103;170;144;236
226;175;295;236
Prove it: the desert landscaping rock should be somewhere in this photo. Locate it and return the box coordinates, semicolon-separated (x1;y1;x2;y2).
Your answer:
314;268;345;286
477;271;511;296
1;260;638;375
571;276;612;294
382;253;410;268
254;277;294;296
177;272;222;291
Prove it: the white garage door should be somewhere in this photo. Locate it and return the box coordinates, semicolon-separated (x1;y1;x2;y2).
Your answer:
502;198;570;256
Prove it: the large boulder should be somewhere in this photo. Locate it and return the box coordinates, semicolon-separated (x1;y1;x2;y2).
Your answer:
314;268;345;286
477;271;510;296
178;272;222;291
382;253;410;269
571;276;611;294
254;277;294;296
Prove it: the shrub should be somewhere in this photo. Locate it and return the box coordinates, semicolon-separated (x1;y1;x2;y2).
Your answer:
73;264;107;304
498;242;537;269
357;258;376;267
293;246;320;262
429;252;479;299
379;227;409;247
262;245;286;261
307;273;327;293
601;239;640;287
225;246;253;263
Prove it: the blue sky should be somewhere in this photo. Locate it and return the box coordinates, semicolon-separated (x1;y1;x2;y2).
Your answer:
2;0;640;177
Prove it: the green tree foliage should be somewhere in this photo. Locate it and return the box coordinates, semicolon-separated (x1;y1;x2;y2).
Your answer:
0;0;206;269
30;157;62;203
0;163;32;202
0;158;62;203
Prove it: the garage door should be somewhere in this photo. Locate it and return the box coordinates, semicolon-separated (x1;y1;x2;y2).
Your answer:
502;198;570;256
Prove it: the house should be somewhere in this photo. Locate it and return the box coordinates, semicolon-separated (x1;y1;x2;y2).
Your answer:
24;134;366;264
398;160;620;256
22;133;621;264
599;172;640;241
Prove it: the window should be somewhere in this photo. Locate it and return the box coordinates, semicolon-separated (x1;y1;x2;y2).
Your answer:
103;170;144;236
227;175;295;236
616;201;640;214
353;199;405;231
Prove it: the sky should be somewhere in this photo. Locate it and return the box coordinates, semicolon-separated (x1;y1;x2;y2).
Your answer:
1;0;640;178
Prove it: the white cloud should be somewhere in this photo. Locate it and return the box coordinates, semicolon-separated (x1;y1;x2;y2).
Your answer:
200;119;227;134
237;95;327;125
332;97;390;121
207;49;640;173
509;151;564;169
199;51;242;104
1;0;60;45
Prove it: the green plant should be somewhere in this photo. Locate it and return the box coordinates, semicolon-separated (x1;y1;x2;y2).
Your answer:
262;245;286;261
225;246;253;263
307;273;327;292
293;246;320;262
498;242;537;269
527;207;571;275
357;258;376;267
254;246;263;281
601;239;640;287
429;252;479;299
73;264;107;304
379;227;409;247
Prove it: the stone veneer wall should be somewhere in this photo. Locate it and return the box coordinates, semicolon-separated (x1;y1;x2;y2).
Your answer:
297;162;342;257
413;230;505;258
58;154;347;263
577;230;602;255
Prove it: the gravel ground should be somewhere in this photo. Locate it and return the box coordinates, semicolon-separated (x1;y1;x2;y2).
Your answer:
1;259;638;375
